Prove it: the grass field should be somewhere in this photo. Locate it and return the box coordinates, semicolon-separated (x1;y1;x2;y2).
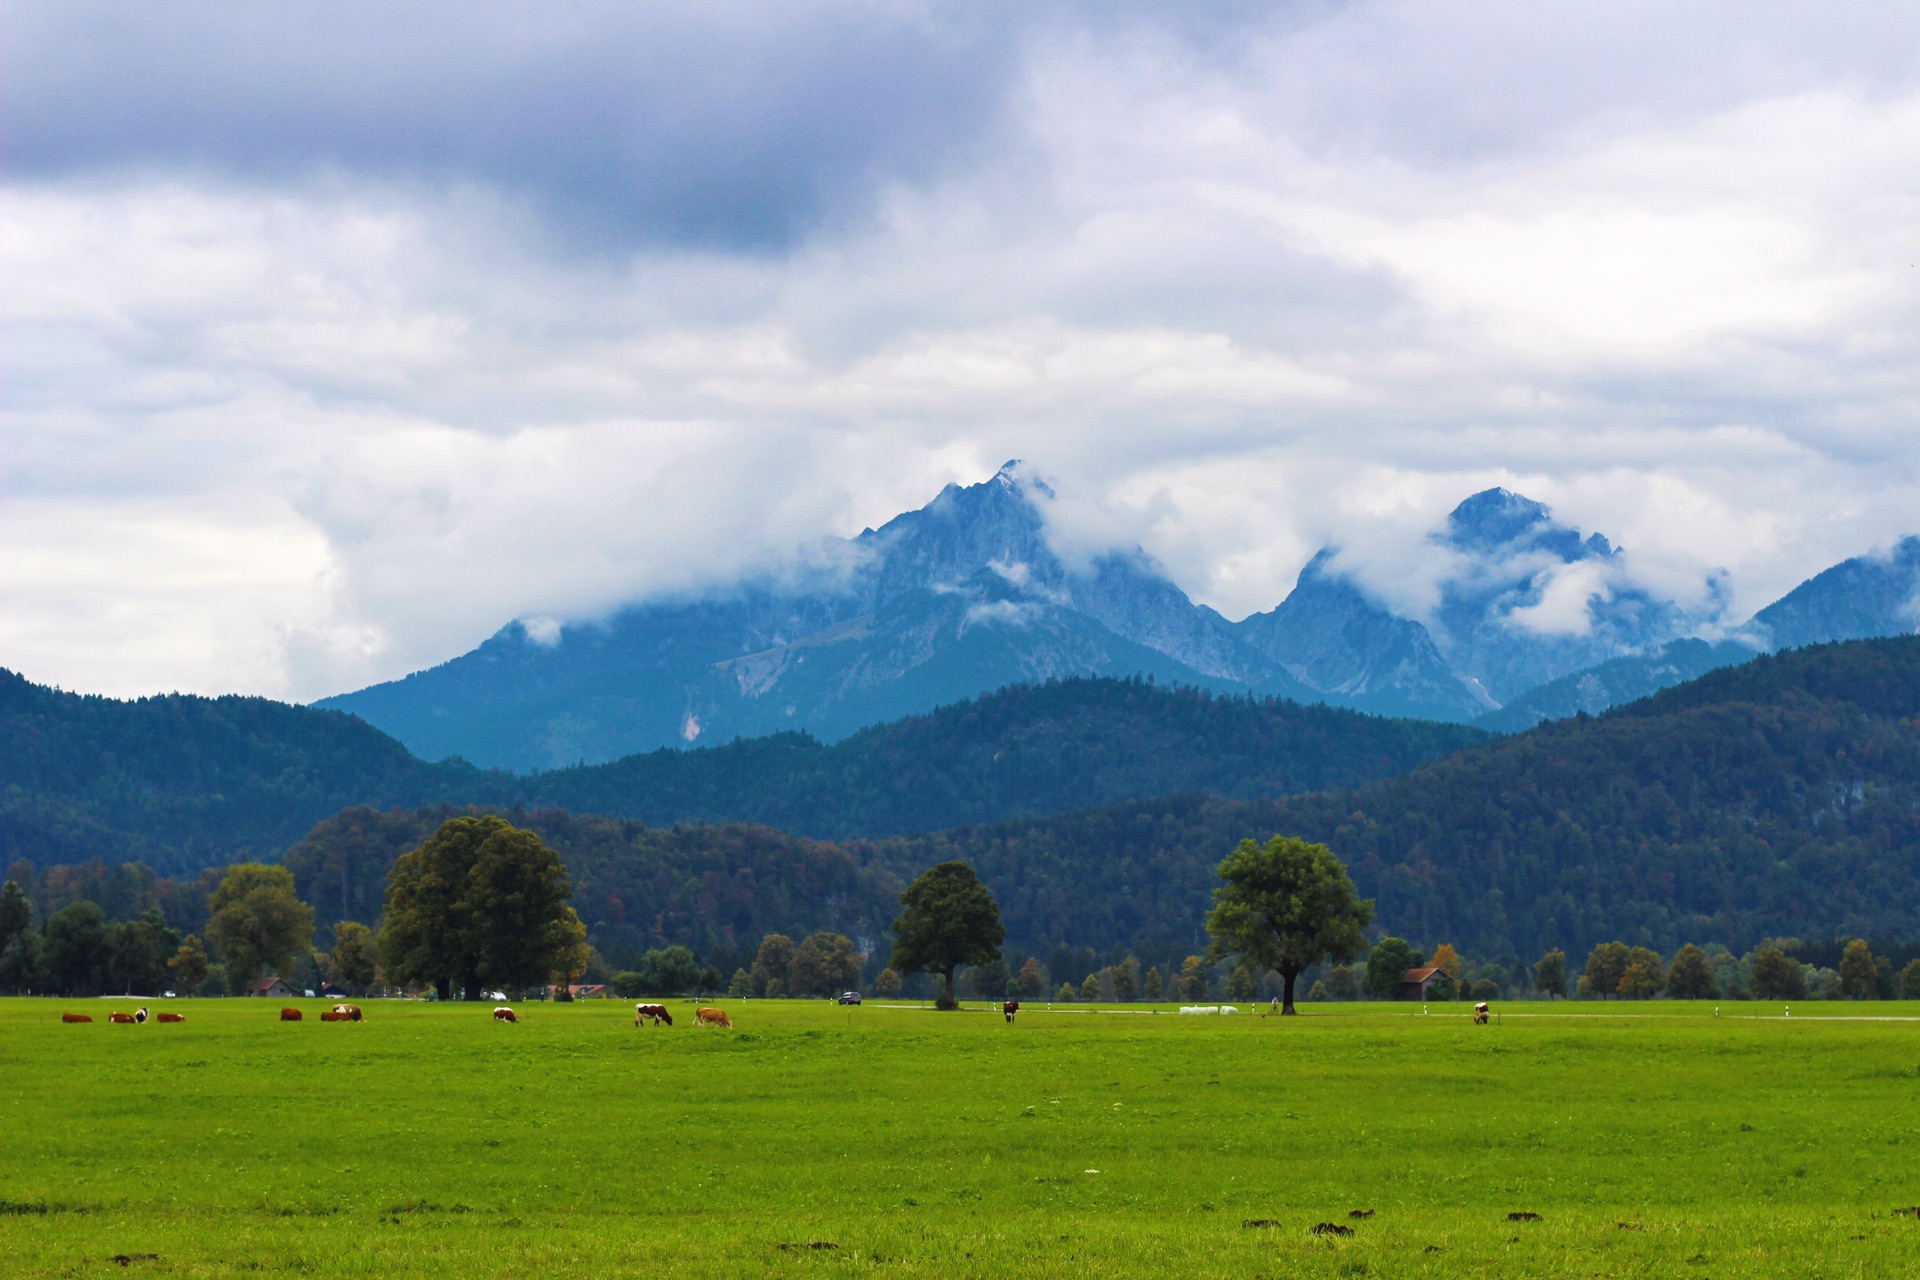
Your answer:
4;995;1917;1277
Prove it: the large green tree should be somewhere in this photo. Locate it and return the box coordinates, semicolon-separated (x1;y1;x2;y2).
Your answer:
206;863;314;986
1665;944;1718;999
168;935;211;995
1582;942;1629;1000
0;882;37;993
1535;948;1568;999
789;932;863;997
42;900;109;996
1749;945;1806;1000
329;921;378;992
1838;939;1878;999
380;816;575;999
0;881;31;956
1364;937;1421;999
1206;835;1373;1015
890;861;1004;1010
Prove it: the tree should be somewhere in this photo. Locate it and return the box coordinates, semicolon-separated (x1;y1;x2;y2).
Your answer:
168;935;211;993
1618;947;1664;999
330;922;378;992
1308;980;1329;1001
1428;943;1462;978
1143;966;1163;1001
1080;973;1100;1001
1226;962;1256;1000
750;934;796;997
1113;957;1139;1002
874;968;902;998
1205;835;1372;1016
633;945;702;994
1469;978;1501;1000
548;905;590;999
0;881;31;958
1838;939;1878;1000
42;901;110;996
969;955;1011;999
106;911;177;995
1749;945;1806;1000
1665;944;1718;999
728;967;753;998
699;966;722;994
889;861;1005;1011
206;864;314;986
1365;938;1420;999
1535;949;1567;1000
787;933;863;996
1901;959;1920;1000
1582;942;1630;1000
380;817;573;999
1016;956;1047;998
1055;981;1075;1001
1326;964;1360;1001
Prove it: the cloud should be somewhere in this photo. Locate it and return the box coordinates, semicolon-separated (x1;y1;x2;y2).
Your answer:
5;2;1920;700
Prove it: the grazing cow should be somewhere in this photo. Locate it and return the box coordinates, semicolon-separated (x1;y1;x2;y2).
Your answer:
330;1003;362;1021
134;1007;149;1023
695;1006;732;1028
156;1012;185;1023
108;1012;137;1024
492;1007;518;1023
634;1003;672;1027
1002;999;1020;1023
62;1012;92;1024
280;1007;302;1022
1473;1002;1490;1025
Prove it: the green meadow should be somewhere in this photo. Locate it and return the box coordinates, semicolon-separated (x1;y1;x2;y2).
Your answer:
3;997;1917;1278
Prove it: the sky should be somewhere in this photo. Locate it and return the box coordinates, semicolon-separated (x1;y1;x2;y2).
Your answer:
4;0;1919;702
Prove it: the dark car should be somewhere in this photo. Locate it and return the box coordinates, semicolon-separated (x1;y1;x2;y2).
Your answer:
836;991;862;1005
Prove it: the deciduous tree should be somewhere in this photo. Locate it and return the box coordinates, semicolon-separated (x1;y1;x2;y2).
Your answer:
636;945;702;994
874;967;902;998
889;861;1005;1011
1618;947;1664;999
1365;938;1420;999
1838;939;1878;999
207;864;314;986
1901;959;1920;1000
1535;949;1567;1000
1582;942;1630;1000
1665;944;1717;999
1015;956;1047;998
1080;973;1100;1001
790;932;863;996
1142;966;1163;1001
1113;957;1139;1002
330;922;377;992
42;900;109;996
1206;835;1372;1015
548;906;590;998
750;934;796;997
1749;945;1806;1000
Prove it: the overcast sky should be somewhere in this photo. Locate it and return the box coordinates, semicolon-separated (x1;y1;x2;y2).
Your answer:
5;0;1919;701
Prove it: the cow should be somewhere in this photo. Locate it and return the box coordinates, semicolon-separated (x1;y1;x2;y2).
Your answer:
695;1007;732;1028
1002;999;1020;1023
134;1007;149;1023
62;1012;92;1023
330;1003;362;1021
634;1003;673;1027
1474;1002;1490;1025
280;1007;302;1022
108;1012;137;1024
320;1010;353;1021
492;1007;518;1023
156;1012;185;1023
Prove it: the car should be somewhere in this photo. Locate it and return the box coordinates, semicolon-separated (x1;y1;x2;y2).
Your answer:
836;991;862;1005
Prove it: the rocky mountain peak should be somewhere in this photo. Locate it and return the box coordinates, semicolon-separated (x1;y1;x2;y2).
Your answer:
1443;488;1613;563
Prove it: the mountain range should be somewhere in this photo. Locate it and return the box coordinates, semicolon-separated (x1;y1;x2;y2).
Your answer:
319;465;1920;767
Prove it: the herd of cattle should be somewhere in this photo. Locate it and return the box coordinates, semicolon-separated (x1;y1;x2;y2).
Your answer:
57;1000;740;1027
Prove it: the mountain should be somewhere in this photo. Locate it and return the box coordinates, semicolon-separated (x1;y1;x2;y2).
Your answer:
887;636;1920;963
1235;550;1495;721
1473;638;1758;733
0;667;1481;878
1747;537;1920;650
320;463;1315;770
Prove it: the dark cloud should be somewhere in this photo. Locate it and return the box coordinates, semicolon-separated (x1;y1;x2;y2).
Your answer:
3;1;1032;251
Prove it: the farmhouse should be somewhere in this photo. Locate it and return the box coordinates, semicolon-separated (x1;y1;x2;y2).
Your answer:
1398;968;1448;1000
246;977;300;998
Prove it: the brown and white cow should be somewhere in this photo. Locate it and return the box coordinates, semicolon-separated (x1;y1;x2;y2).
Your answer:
62;1012;92;1023
108;1012;137;1024
280;1007;303;1022
320;1009;354;1022
330;1003;362;1021
1002;999;1020;1023
634;1003;673;1027
695;1006;732;1028
492;1007;518;1023
156;1012;186;1023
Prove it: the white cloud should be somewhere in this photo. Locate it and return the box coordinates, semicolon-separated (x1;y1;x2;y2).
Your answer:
4;3;1920;699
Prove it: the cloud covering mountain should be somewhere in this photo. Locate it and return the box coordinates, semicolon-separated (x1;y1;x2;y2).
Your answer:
6;2;1920;704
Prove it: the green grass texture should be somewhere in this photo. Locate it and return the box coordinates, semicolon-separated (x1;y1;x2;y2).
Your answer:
4;995;1918;1277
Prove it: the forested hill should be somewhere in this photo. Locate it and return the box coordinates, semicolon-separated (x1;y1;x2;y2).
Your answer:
518;678;1485;839
0;669;1482;876
0;669;502;876
875;636;1920;963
